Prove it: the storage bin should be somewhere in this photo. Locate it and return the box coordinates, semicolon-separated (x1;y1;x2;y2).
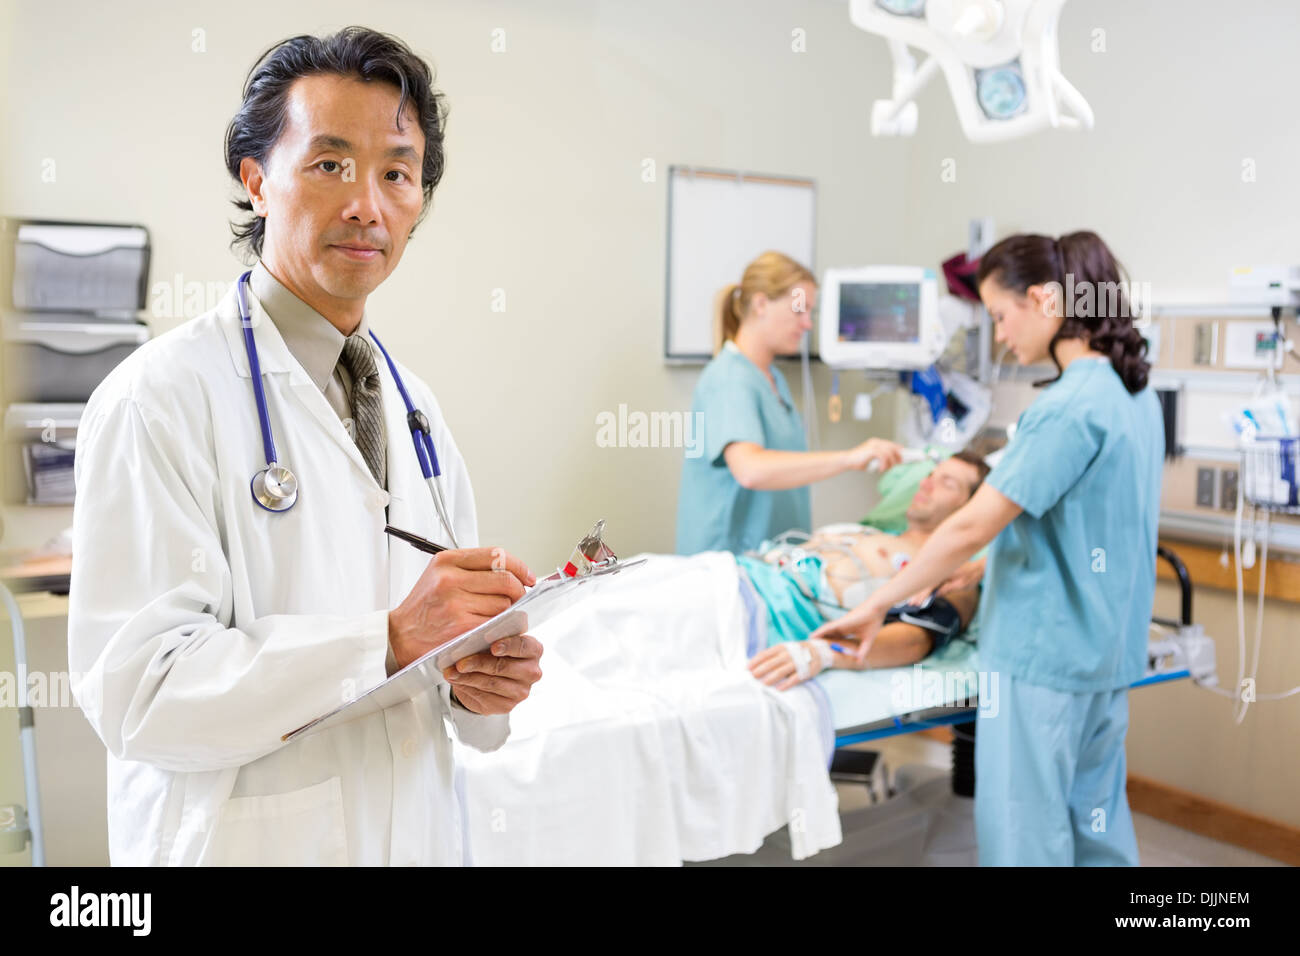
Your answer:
11;221;150;313
3;315;148;403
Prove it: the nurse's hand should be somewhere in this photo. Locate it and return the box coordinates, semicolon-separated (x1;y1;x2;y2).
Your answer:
809;597;889;665
844;438;903;473
906;556;986;606
388;547;536;670
937;556;986;597
442;634;544;715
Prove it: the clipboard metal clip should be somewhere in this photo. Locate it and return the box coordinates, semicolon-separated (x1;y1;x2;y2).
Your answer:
554;518;619;579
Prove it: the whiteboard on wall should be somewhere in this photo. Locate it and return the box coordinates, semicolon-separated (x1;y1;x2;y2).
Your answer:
664;166;816;363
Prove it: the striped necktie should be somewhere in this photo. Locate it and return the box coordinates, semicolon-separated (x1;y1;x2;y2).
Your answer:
339;335;387;488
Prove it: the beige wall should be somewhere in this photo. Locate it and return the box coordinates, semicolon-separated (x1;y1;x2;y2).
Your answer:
2;0;1298;864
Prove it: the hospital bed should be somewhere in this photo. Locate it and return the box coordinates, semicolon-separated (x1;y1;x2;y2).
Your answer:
453;546;1216;866
828;546;1214;746
722;545;1217;866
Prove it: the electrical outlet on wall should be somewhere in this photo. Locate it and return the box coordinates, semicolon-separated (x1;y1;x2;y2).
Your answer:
1220;468;1239;510
1196;467;1217;508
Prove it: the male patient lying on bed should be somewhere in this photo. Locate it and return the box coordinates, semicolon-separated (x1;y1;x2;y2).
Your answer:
745;450;991;691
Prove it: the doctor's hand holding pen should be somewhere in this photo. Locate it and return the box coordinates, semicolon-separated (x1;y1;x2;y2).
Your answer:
387;544;544;715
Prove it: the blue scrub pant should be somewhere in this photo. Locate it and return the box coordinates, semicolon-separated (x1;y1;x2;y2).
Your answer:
974;672;1139;866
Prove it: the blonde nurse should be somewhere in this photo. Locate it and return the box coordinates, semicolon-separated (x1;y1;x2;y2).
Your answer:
676;251;902;555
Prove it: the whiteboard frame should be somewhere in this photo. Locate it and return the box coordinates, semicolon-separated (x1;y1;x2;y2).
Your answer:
663;165;817;365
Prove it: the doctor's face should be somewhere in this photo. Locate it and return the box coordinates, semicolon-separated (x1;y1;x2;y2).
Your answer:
979;276;1061;366
241;74;426;320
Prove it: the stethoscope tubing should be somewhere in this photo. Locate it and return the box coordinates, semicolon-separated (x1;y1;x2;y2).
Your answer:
368;329;442;481
237;270;457;544
237;270;281;468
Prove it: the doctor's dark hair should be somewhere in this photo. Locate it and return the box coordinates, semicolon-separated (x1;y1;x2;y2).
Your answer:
224;26;448;261
975;231;1151;394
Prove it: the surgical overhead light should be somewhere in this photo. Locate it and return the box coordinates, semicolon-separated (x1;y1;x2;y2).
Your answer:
848;0;1094;142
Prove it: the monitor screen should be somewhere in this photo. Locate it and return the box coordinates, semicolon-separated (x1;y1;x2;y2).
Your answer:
837;283;921;344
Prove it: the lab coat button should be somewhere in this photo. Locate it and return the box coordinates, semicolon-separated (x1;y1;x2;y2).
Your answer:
401;738;417;758
372;490;391;509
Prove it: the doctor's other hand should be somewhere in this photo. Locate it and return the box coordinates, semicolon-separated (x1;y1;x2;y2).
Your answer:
809;597;889;665
844;438;903;473
388;547;536;670
443;634;544;715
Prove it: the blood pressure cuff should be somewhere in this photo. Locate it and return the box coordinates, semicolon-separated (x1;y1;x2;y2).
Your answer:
885;595;964;654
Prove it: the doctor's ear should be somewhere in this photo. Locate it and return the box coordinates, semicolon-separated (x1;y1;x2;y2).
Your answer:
239;157;270;217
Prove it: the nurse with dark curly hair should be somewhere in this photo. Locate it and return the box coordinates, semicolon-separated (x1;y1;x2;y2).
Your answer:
814;231;1163;867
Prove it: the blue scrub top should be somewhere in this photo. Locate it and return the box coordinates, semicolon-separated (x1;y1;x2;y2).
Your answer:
676;342;811;554
977;357;1165;692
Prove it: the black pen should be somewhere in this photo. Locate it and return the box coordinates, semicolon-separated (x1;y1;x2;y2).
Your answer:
384;524;448;555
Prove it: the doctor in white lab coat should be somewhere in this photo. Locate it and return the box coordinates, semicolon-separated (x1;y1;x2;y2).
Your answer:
67;28;543;866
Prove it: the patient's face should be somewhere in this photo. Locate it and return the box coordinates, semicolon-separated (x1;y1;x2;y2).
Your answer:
906;458;978;527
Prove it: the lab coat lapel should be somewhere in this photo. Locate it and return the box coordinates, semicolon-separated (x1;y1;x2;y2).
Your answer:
216;281;380;488
285;378;376;487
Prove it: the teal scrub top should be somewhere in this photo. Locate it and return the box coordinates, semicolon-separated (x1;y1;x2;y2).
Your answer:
676;341;811;554
977;357;1165;692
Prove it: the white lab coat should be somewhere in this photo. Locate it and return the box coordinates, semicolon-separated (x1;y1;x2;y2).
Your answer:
67;279;509;866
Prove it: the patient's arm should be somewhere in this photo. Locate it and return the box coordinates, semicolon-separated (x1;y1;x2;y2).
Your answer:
831;586;980;669
749;588;981;690
831;624;931;669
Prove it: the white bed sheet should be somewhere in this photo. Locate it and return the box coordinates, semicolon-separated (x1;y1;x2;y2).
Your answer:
453;551;842;865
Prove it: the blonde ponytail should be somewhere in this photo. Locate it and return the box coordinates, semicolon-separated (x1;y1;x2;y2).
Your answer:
713;283;743;354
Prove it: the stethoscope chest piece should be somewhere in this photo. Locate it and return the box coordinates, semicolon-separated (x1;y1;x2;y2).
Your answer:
251;462;299;512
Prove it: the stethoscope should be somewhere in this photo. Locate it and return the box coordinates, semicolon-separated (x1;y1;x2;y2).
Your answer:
236;270;460;547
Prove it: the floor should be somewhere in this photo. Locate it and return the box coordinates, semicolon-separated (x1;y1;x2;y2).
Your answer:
853;735;1286;867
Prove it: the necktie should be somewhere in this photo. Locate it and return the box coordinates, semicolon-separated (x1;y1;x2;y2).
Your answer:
339;335;386;488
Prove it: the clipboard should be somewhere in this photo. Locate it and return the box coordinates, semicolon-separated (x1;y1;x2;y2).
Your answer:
283;526;643;742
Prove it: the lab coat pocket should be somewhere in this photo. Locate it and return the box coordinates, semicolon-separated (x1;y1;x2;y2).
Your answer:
208;776;349;866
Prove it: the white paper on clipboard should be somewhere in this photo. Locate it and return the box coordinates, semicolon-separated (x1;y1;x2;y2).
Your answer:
282;557;645;742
